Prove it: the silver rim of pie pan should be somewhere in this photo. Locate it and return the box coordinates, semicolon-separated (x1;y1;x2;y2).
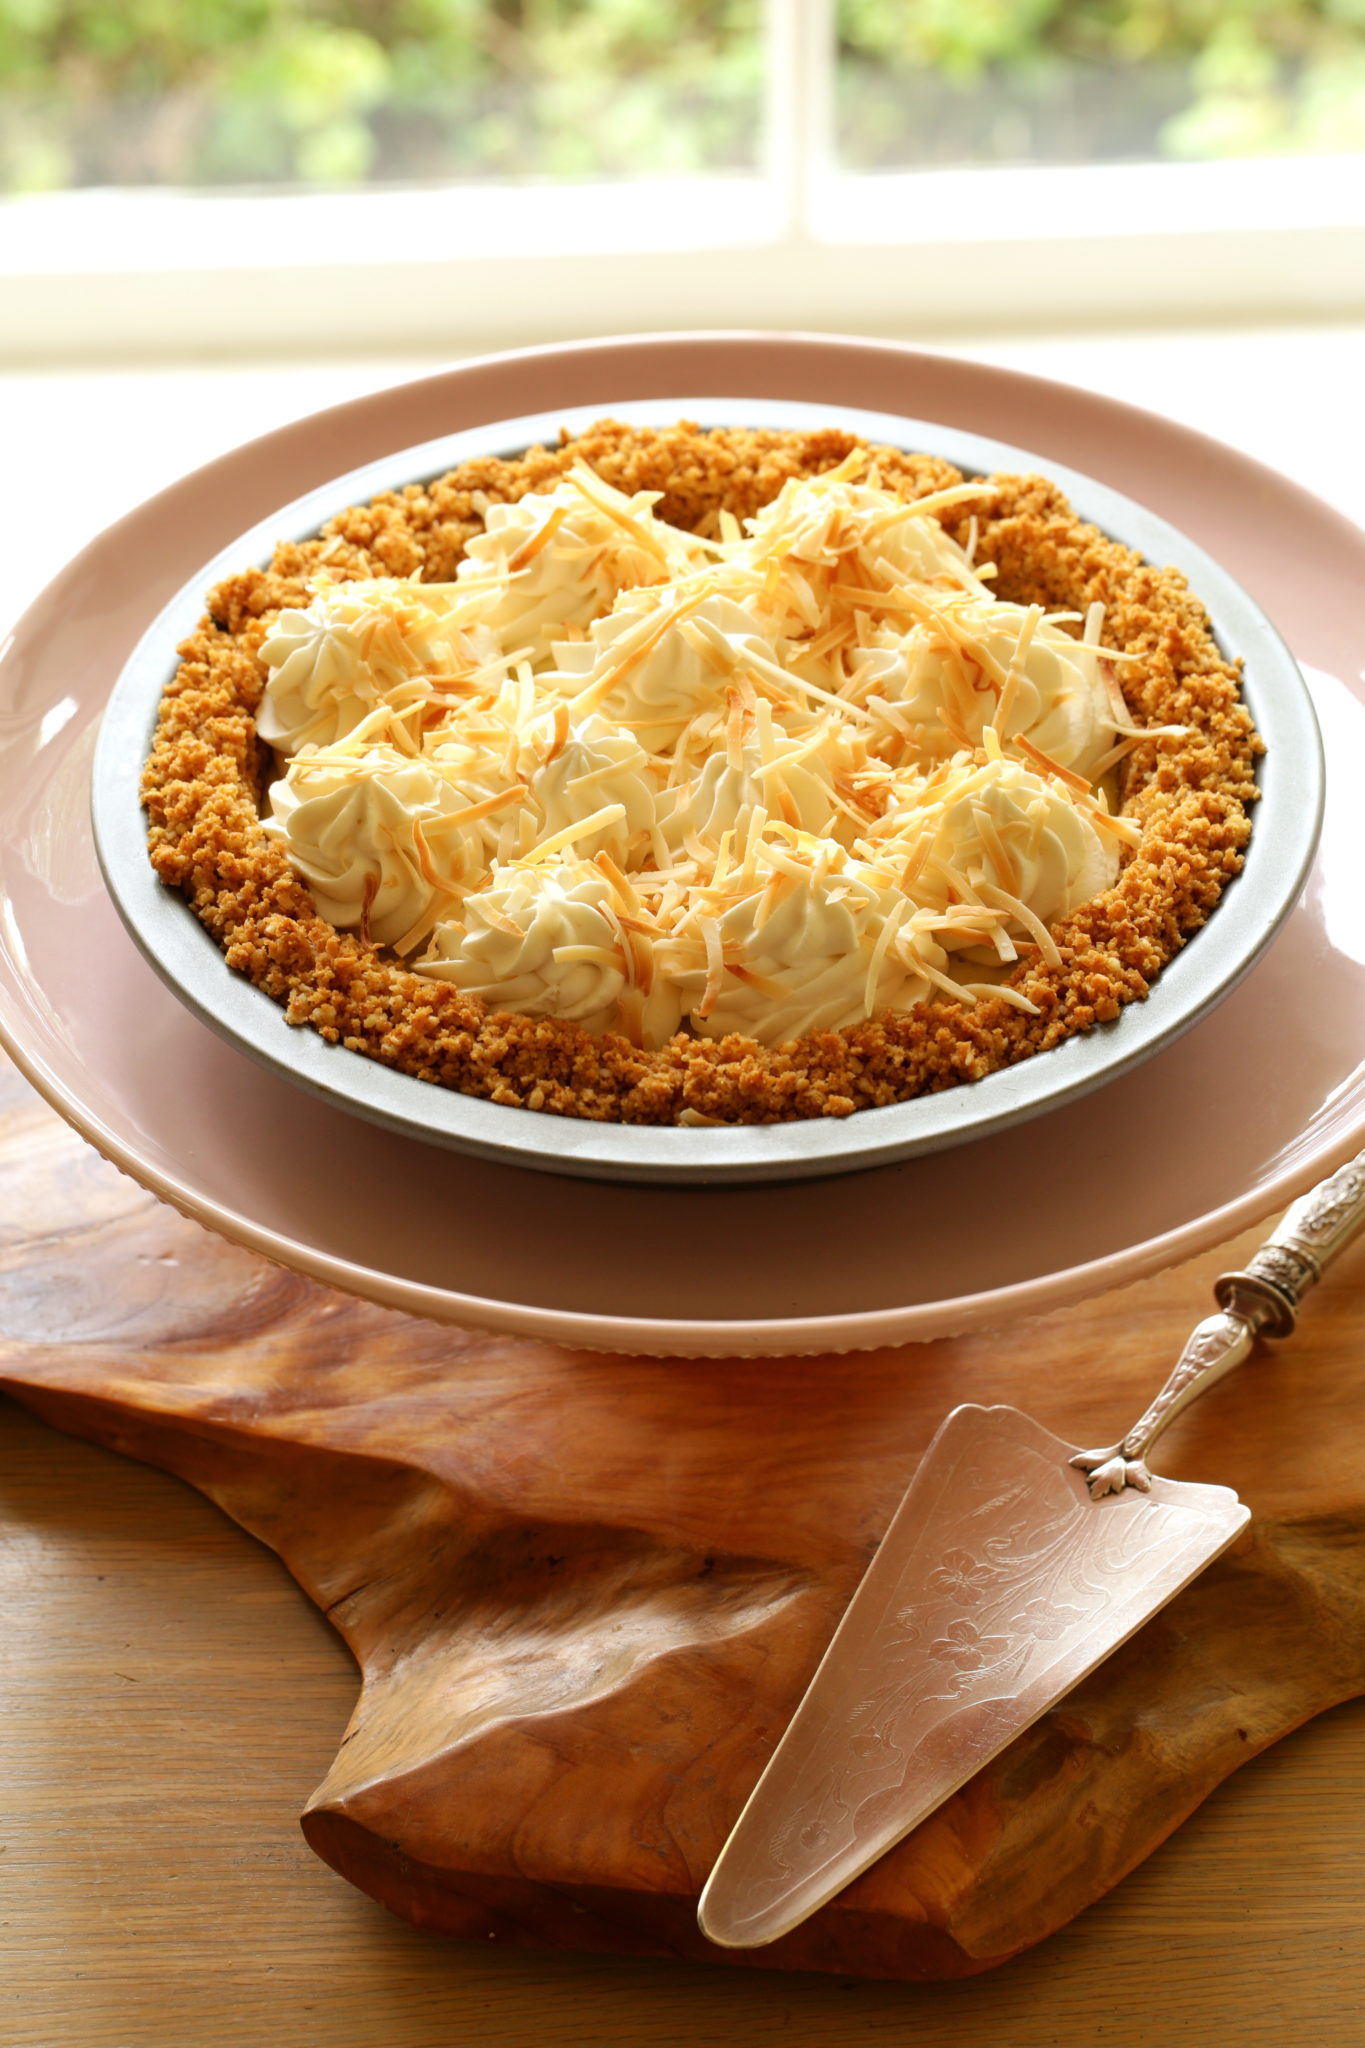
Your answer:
92;398;1325;1186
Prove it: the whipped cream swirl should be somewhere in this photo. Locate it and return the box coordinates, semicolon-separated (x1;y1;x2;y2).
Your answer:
664;849;950;1044
867;755;1119;967
263;749;489;948
569;587;779;749
258;581;500;756
851;607;1116;780
455;467;703;662
524;712;660;868
418;863;631;1035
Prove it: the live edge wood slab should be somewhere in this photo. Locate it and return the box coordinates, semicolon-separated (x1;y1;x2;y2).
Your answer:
2;1053;1364;1984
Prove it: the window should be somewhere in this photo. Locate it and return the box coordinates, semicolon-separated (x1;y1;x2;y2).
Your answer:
2;0;1362;358
0;1;765;191
836;0;1365;172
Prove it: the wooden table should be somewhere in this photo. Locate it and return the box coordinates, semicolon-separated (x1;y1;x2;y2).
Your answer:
3;1084;1365;2047
5;1417;1365;2046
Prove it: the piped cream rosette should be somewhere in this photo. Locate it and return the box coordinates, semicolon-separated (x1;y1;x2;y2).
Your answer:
257;579;507;756
453;465;708;662
262;745;490;950
258;452;1173;1049
418;861;685;1049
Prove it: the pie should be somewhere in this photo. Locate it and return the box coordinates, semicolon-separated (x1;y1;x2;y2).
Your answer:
142;420;1260;1124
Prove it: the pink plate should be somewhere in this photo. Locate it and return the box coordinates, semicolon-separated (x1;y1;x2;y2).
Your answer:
2;332;1363;1357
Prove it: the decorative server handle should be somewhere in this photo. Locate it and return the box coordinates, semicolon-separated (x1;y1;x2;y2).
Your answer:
1073;1146;1365;1499
1213;1147;1365;1336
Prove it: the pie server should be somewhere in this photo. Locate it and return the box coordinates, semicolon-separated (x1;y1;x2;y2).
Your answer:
698;1145;1365;1949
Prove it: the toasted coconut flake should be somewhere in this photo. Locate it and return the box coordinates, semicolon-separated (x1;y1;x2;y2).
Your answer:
697;915;725;1020
552;943;623;970
521;803;627;865
410;816;446;891
390;894;458;958
960;980;1042;1014
995;603;1042;737
594;848;640;912
740;645;878;728
1082;802;1144;848
1014;733;1093;794
864;898;907;1017
543;700;571;763
971;801;1020;898
728;962;791;1000
436;783;529;831
566;461;673;566
358;872;378;950
507;503;569;574
478;904;528;939
978;879;1064;970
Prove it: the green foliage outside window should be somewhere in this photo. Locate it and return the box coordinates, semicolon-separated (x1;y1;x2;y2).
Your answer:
0;0;762;191
838;0;1365;167
0;0;1361;197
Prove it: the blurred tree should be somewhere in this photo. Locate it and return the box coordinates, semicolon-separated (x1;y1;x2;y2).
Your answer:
837;0;1365;168
0;0;761;191
0;0;1360;195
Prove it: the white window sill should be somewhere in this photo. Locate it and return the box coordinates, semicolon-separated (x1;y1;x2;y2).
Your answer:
1;157;1362;360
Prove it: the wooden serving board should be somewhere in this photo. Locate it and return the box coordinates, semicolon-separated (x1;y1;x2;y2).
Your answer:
3;1052;1364;1983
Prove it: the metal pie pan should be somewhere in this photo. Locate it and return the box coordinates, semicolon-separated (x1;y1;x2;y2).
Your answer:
91;397;1324;1186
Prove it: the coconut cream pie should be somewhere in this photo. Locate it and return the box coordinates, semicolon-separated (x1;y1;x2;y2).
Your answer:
142;420;1259;1125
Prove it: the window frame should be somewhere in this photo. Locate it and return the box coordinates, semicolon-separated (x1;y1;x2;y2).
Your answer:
1;0;1362;360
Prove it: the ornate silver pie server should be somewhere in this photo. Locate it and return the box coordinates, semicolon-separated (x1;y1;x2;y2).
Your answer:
698;1147;1365;1950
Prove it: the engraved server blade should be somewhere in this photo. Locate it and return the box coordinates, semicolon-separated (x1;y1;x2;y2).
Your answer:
697;1402;1249;1950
